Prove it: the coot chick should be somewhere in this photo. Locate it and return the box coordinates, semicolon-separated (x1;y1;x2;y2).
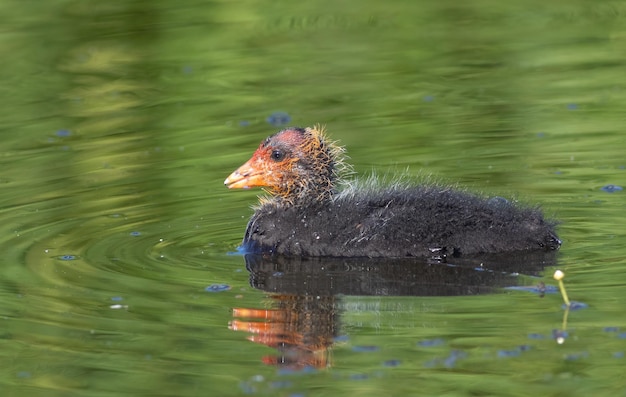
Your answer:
224;126;560;258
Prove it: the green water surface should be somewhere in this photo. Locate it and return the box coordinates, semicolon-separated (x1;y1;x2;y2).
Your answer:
1;1;625;396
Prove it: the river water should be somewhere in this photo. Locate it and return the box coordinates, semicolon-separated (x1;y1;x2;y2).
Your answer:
1;1;625;396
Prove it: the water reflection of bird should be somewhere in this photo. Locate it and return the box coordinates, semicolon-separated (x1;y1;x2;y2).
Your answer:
230;294;337;370
225;126;560;258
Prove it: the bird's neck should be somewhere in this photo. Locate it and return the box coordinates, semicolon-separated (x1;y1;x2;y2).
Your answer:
272;180;337;208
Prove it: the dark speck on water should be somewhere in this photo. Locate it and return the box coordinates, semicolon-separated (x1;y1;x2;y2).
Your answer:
504;285;558;295
443;350;467;368
382;359;401;367
552;329;569;340
563;301;588;310
564;352;589;361
55;129;71;137
205;284;231;292
498;345;531;358
58;255;76;261
352;345;380;352
417;338;445;347
601;184;623;193
498;349;521;358
278;366;316;376
269;380;293;389
5;2;626;395
266;111;291;126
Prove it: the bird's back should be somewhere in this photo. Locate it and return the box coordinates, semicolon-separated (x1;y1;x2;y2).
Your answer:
242;185;560;258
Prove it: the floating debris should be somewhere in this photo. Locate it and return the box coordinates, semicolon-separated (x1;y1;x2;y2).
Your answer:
266;111;291;126
552;329;569;343
277;366;316;376
564;352;589;361
334;335;350;342
497;345;531;358
56;129;72;137
352;345;380;353
205;284;231;292
505;285;558;295
58;255;77;261
269;380;293;389
382;359;401;367
563;301;588;310
443;350;467;368
417;338;445;348
497;349;521;358
600;184;623;193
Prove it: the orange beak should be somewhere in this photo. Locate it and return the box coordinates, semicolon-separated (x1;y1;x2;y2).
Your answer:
224;157;271;189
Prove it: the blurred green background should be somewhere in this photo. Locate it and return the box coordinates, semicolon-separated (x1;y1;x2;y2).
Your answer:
1;1;625;396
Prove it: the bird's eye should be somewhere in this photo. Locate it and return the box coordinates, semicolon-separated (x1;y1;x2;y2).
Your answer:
270;149;285;161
